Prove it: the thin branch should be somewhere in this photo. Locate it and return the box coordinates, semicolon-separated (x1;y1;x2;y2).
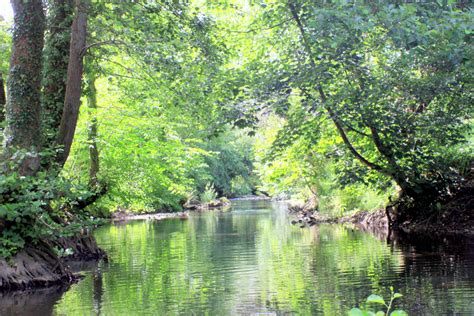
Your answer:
81;39;127;57
221;19;292;34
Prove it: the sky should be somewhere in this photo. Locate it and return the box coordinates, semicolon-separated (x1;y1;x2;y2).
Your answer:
0;0;13;21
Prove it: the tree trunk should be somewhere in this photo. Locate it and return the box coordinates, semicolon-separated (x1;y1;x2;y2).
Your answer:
0;73;5;122
85;62;99;187
4;0;45;176
42;0;74;147
56;0;88;167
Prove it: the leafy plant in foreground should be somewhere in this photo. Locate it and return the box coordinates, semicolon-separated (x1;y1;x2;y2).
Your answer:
349;287;408;316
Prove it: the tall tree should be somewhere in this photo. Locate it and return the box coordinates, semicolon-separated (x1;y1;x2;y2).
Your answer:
4;0;45;176
42;0;74;147
56;0;88;166
85;58;99;187
0;73;5;122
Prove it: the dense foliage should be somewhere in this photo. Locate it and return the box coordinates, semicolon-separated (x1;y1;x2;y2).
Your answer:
238;1;472;218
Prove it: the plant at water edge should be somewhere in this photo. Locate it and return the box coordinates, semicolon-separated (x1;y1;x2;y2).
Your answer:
349;287;408;316
199;183;218;203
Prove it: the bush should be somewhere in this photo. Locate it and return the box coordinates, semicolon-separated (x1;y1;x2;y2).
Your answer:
199;183;218;203
0;169;102;258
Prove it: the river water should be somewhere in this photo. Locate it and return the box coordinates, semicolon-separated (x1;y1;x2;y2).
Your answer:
1;200;474;315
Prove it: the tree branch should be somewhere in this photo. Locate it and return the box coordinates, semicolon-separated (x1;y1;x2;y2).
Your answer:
288;2;385;173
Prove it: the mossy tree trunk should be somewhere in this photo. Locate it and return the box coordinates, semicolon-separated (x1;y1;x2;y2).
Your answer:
4;0;45;176
56;0;88;166
42;0;74;147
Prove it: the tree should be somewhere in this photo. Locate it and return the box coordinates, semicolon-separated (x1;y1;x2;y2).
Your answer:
4;0;45;176
85;56;99;187
42;0;74;147
248;1;471;219
0;73;5;121
56;0;88;166
0;18;10;125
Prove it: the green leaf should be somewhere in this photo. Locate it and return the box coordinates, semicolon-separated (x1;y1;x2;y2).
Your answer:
367;294;386;305
390;310;408;316
349;308;364;316
375;312;385;316
348;308;375;316
393;293;403;299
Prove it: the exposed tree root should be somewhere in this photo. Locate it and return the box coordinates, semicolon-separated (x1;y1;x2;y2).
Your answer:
52;233;107;261
0;233;106;292
0;243;75;291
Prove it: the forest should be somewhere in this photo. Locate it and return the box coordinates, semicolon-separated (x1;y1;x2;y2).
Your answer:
0;0;472;314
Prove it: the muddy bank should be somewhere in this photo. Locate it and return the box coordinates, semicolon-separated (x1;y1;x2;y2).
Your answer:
393;185;474;236
112;199;234;222
291;208;389;233
112;211;190;222
0;234;106;292
183;197;231;210
0;243;76;291
291;188;474;238
230;195;271;201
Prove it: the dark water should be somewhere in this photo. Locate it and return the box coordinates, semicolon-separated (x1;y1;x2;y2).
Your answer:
1;200;474;315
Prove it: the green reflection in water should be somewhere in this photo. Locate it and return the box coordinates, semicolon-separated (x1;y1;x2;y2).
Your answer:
51;201;474;315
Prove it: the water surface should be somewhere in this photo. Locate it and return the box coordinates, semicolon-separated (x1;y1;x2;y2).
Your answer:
1;200;474;315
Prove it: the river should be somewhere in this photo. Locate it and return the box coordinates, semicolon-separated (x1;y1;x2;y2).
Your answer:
1;200;474;315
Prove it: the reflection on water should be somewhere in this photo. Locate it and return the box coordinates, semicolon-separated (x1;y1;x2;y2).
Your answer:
1;200;473;315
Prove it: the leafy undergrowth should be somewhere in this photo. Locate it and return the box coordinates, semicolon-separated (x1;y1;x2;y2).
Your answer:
0;168;105;258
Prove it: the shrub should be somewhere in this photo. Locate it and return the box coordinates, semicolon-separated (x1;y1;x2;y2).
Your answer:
199;183;217;203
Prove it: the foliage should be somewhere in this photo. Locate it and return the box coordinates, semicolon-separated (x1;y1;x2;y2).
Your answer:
62;1;259;212
0;152;102;258
199;182;218;203
349;287;407;316
242;1;472;216
231;175;253;196
254;111;393;214
200;128;257;197
1;0;472;258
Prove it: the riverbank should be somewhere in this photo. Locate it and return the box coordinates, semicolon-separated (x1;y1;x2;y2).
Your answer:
291;185;474;237
111;198;233;222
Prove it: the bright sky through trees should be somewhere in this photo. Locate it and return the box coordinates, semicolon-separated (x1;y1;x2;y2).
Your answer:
0;0;12;21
